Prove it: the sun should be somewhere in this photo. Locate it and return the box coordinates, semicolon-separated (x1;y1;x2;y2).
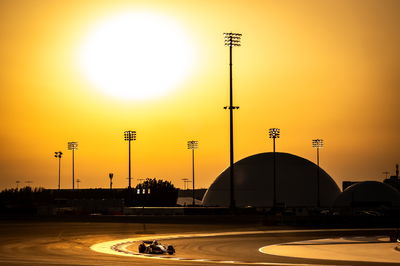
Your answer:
79;12;195;100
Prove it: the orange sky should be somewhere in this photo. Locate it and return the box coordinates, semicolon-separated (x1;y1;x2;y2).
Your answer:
0;0;399;190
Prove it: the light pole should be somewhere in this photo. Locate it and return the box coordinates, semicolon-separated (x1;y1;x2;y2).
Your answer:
312;139;324;208
223;32;241;210
109;173;114;190
124;130;136;189
187;140;198;206
383;171;390;179
76;178;81;189
16;180;20;189
54;151;63;190
182;178;190;190
67;142;78;191
269;128;280;207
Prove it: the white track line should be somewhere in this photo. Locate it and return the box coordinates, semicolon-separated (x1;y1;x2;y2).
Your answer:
91;229;396;265
259;235;400;264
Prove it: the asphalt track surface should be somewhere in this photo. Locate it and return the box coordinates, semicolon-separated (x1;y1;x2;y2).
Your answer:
0;221;398;266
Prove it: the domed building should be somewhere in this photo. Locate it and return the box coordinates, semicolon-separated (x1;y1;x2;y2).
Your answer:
202;152;340;208
333;181;400;208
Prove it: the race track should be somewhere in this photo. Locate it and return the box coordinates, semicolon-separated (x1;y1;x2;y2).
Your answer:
0;221;398;266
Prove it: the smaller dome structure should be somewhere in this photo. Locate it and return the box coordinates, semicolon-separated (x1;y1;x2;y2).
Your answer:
333;181;400;208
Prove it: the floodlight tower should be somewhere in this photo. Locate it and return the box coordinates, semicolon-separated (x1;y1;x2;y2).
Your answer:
223;32;242;210
124;130;136;189
54;151;63;190
312;139;324;207
67;142;78;191
269;128;280;207
182;178;189;190
109;173;114;190
187;140;199;206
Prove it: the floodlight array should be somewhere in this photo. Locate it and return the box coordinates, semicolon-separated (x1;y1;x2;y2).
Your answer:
54;151;63;158
187;140;199;149
67;142;78;150
124;130;137;141
223;106;240;110
269;128;280;138
224;32;242;47
312;139;324;148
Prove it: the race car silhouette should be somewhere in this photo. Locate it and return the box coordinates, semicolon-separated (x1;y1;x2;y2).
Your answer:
138;240;175;255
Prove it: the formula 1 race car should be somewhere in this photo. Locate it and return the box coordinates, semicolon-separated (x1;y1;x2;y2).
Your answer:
138;240;175;255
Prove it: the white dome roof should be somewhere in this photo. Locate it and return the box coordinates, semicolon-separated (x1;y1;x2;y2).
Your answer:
333;181;400;207
202;152;340;207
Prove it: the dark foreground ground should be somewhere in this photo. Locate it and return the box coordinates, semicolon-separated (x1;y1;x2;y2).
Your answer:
0;216;398;266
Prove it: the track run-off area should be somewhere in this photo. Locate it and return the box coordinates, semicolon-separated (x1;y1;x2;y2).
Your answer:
0;221;399;266
91;228;400;265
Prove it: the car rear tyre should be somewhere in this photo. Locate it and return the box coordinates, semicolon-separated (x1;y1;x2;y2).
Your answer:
138;243;146;253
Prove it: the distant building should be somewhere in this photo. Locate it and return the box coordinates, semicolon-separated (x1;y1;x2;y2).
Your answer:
176;197;202;206
383;164;400;192
385;177;400;192
342;181;360;191
177;189;207;206
178;188;207;200
333;181;400;209
202;152;340;208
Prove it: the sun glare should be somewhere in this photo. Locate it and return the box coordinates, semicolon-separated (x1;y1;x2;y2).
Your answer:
79;12;195;100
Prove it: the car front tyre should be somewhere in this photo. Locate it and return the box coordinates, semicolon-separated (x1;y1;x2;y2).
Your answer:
167;245;175;255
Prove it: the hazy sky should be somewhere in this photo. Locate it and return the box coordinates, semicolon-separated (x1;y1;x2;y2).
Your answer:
0;0;399;190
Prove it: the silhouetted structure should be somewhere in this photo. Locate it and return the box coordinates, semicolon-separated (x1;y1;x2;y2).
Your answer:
187;140;198;206
54;151;63;190
312;139;324;207
67;142;78;191
333;181;400;211
384;164;400;192
109;173;113;190
124;130;136;189
343;181;360;191
181;178;190;190
135;178;178;207
223;32;241;210
178;188;207;200
203;152;340;208
269;128;280;207
0;181;178;216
